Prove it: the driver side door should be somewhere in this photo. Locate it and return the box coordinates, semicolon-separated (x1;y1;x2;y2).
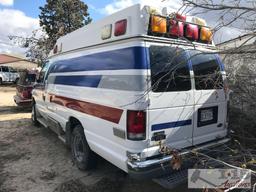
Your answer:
33;63;51;119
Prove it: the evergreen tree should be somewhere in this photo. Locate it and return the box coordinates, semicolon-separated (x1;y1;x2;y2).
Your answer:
39;0;92;48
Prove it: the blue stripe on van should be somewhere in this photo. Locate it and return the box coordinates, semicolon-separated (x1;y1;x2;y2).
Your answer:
215;55;225;71
48;75;102;87
152;119;192;131
51;47;148;73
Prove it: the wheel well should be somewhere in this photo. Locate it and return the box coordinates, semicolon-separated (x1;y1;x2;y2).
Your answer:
66;117;82;146
69;117;81;131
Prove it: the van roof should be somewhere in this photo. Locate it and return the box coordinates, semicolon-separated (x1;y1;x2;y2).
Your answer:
50;4;216;57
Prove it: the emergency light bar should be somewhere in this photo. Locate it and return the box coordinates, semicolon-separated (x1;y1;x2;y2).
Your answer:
149;13;213;44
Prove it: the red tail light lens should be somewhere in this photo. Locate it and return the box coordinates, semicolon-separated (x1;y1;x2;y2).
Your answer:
169;20;184;37
185;24;199;41
114;19;127;36
127;110;146;140
22;90;29;99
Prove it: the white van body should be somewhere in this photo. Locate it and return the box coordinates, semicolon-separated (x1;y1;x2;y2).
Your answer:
0;66;19;84
32;4;229;178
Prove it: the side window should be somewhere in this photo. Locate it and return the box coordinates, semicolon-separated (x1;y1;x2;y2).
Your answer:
2;67;9;72
190;51;223;90
38;62;50;83
149;46;191;92
9;67;17;73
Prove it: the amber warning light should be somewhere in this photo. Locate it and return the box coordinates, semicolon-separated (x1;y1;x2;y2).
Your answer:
149;13;213;44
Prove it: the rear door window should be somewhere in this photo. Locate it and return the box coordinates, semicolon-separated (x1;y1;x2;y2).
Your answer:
189;51;223;90
149;46;191;92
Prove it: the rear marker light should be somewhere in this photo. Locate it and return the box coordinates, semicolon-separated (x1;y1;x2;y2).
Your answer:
185;24;199;41
200;27;213;43
127;110;146;140
114;19;127;36
169;20;184;37
151;15;167;34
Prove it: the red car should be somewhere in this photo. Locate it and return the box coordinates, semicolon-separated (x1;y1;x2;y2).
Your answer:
14;70;37;107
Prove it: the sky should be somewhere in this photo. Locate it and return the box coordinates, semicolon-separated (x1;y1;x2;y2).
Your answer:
0;0;246;55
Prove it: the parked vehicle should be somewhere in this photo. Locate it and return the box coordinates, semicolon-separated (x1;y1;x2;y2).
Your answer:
32;4;229;184
14;70;37;106
0;66;19;84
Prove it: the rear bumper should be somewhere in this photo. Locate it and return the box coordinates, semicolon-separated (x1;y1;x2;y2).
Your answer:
13;95;32;106
127;137;230;179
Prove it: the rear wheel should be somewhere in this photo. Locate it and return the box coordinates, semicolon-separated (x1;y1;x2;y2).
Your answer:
32;101;39;126
71;124;97;170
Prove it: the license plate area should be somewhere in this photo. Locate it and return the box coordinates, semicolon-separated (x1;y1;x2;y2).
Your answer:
197;106;218;127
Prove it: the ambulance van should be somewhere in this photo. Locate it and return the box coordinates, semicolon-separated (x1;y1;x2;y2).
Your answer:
32;4;229;181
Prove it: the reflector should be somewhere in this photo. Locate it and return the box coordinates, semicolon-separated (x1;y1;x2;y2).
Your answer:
151;15;167;34
114;19;127;36
185;24;199;40
169;20;184;37
200;27;213;43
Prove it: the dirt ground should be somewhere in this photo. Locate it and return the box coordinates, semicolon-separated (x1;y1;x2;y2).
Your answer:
0;86;189;192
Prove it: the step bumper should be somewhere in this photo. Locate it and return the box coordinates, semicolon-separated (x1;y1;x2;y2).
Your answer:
127;137;230;179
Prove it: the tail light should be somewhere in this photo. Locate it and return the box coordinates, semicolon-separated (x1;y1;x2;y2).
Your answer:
127;110;146;140
22;90;29;99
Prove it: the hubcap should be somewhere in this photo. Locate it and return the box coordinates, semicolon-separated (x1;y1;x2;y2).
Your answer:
73;134;85;162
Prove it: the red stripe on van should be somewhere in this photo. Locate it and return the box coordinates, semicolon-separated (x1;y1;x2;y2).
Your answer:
50;95;123;124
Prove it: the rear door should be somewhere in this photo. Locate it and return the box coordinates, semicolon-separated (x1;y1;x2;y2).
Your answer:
147;44;194;149
188;51;228;145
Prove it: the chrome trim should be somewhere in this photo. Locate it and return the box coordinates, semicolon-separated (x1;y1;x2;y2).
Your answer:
13;96;32;103
127;138;230;170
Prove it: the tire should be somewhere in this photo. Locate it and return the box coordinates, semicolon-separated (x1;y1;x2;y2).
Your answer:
71;124;97;170
14;78;19;84
0;78;2;85
31;101;39;126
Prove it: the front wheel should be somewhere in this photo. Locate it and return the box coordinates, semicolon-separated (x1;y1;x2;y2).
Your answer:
71;124;97;170
0;78;2;85
31;101;39;126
